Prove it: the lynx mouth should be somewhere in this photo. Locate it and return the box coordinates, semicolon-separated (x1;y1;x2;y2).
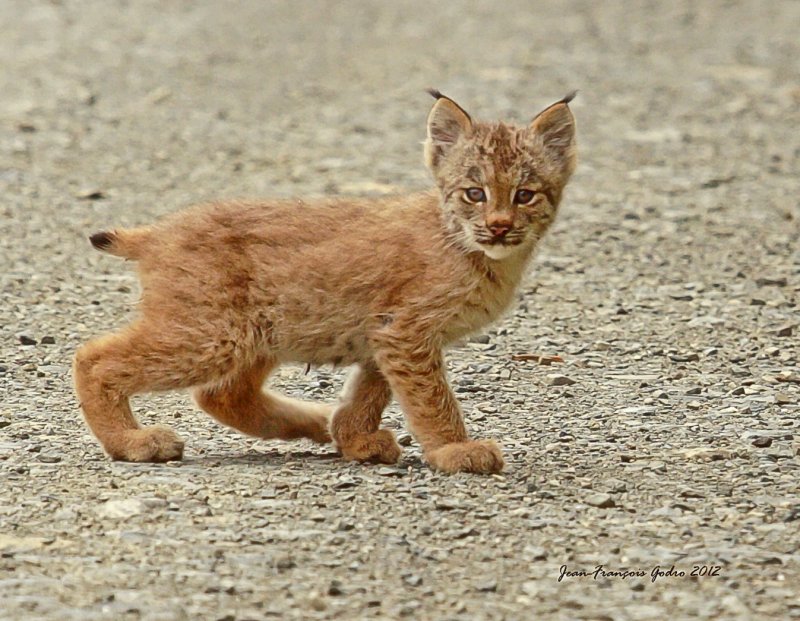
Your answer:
488;238;522;246
476;237;524;248
476;238;525;260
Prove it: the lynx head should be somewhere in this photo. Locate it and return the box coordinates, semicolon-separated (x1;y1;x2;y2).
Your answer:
424;90;577;260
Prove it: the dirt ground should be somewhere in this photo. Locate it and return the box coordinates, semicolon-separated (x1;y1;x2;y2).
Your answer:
1;1;799;620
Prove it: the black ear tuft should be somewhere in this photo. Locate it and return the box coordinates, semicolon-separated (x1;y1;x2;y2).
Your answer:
426;88;444;100
559;90;578;105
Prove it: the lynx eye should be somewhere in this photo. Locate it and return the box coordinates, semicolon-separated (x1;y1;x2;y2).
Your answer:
514;189;536;205
463;187;486;203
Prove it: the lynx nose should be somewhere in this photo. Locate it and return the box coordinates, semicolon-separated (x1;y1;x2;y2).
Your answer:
487;222;512;238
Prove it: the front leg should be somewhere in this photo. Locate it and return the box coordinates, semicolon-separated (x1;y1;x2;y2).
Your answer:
331;362;401;464
372;342;504;474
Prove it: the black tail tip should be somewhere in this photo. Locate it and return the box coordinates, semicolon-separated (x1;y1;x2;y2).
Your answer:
426;88;444;100
89;231;114;250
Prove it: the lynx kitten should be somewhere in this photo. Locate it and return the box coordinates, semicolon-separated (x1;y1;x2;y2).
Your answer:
74;90;577;474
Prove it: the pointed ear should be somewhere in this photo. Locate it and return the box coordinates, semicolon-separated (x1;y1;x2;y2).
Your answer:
424;89;472;171
530;91;577;176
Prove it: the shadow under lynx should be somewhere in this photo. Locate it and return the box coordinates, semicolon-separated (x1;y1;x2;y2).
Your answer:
73;91;577;474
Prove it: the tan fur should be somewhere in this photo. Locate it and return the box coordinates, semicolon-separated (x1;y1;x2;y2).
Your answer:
73;92;577;473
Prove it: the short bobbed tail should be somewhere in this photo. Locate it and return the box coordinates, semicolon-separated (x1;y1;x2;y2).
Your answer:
89;227;151;260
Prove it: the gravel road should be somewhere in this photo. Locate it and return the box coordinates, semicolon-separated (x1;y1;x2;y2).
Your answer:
1;2;799;619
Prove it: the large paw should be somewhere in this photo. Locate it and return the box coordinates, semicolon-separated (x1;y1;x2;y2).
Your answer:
107;425;184;462
426;440;504;474
337;429;402;464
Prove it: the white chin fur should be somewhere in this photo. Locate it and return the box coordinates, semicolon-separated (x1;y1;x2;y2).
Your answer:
480;243;521;261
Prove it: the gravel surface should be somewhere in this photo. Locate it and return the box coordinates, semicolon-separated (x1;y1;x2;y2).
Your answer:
2;2;799;620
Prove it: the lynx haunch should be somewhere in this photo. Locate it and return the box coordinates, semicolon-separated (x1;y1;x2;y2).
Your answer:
73;90;577;474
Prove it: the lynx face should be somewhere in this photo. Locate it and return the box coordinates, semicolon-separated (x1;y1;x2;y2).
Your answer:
424;91;577;260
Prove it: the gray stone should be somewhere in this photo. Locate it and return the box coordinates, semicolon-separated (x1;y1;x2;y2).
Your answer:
548;374;577;386
585;493;616;508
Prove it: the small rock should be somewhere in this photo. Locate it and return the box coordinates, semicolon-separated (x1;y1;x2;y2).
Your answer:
522;545;548;561
40;335;56;345
681;447;738;461
76;188;107;200
648;461;667;473
0;534;50;552
752;437;773;448
434;499;460;511
755;276;787;287
332;479;359;490
776;325;793;337
548;374;576;386
701;175;735;188
398;600;421;617
18;335;37;345
53;508;78;521
37;454;62;463
327;580;344;596
402;573;423;587
775;393;792;405
307;595;327;611
377;467;405;477
396;433;414;447
669;353;700;363
602;478;628;493
766;448;794;460
96;498;147;519
475;579;497;592
521;580;539;597
784;507;800;523
586;493;615;508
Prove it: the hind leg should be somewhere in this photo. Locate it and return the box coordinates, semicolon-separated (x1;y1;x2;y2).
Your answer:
73;322;231;462
195;358;332;444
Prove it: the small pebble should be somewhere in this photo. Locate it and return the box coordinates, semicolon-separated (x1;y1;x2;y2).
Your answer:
328;580;344;596
402;573;423;587
586;493;615;508
475;579;498;593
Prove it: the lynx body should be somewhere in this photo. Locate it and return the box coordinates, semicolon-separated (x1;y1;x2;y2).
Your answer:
74;91;577;474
